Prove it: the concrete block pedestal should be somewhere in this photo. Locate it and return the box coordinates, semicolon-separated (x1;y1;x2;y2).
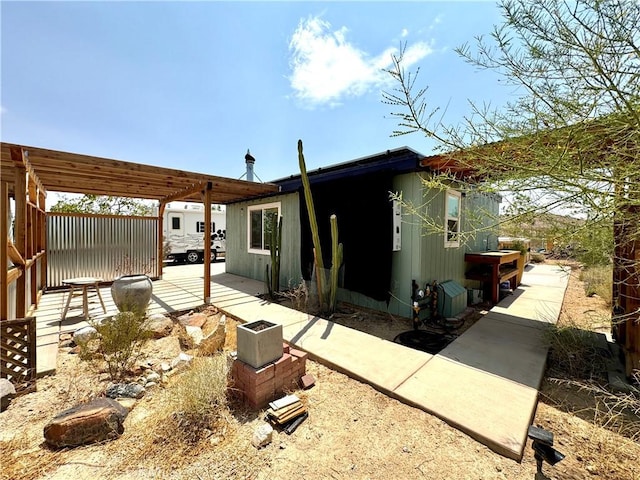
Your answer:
231;343;308;409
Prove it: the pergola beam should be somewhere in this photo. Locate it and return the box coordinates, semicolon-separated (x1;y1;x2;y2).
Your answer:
160;182;208;205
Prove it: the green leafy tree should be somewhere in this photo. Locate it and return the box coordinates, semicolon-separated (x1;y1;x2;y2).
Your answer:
50;194;152;216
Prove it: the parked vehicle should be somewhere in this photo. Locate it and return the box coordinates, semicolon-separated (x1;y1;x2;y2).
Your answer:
163;203;226;264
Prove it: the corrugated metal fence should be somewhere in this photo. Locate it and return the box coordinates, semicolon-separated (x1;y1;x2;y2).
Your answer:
47;213;158;288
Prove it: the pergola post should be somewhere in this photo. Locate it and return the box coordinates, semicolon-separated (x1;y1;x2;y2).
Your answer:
157;202;166;278
1;181;8;320
38;188;47;291
11;149;27;317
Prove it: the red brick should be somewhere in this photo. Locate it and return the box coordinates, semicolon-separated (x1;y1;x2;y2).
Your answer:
231;374;244;387
245;387;276;409
273;353;292;373
289;348;308;361
242;362;259;375
300;373;315;389
244;382;275;397
282;343;290;354
297;358;307;373
254;363;275;381
245;383;274;399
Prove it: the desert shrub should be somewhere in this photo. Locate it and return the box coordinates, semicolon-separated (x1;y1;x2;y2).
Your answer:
277;278;309;312
163;354;232;443
580;265;613;306
530;252;546;263
543;320;609;380
543;317;640;443
77;311;152;381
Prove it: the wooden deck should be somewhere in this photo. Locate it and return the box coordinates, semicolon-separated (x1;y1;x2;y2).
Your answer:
33;263;265;376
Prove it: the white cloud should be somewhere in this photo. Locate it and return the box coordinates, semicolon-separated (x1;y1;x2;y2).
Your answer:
288;16;433;109
0;105;6;115
429;14;443;30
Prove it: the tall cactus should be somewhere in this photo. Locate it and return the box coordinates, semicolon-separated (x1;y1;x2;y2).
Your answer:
329;214;343;313
265;215;282;299
298;140;343;314
298;140;328;311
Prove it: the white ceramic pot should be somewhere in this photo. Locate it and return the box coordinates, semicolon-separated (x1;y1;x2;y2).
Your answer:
110;274;153;313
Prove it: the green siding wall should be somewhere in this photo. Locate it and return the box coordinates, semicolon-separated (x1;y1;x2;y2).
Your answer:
226;192;302;290
385;173;501;319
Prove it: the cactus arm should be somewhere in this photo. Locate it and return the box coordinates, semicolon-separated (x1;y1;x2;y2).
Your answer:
329;214;343;313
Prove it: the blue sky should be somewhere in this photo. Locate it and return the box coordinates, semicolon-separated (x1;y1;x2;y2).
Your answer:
2;1;510;187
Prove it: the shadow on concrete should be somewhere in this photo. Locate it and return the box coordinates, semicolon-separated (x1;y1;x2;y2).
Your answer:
437;310;553;389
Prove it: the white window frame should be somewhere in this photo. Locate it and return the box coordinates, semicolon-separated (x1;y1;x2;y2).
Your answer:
247;202;281;255
444;190;461;248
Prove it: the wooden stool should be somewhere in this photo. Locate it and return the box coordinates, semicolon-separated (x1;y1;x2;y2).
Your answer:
61;277;107;320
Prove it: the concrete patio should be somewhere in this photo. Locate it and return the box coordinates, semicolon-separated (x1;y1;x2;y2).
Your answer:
32;261;569;461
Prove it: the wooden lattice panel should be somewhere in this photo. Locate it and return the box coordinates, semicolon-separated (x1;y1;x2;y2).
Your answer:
1;317;37;394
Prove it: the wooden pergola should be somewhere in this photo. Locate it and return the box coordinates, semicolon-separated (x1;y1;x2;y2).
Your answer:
0;142;279;321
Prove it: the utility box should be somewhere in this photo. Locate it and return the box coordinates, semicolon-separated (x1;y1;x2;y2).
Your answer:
437;280;467;318
467;288;483;305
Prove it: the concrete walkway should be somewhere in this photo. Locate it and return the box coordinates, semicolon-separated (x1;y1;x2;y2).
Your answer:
213;263;570;461
33;262;569;461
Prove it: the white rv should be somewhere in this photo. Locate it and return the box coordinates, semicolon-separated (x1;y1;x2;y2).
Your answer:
163;203;226;263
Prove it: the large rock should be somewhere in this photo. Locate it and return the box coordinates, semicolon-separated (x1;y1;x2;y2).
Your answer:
143;335;182;363
146;313;174;338
106;383;146;399
252;423;273;448
185;325;204;346
0;378;16;412
73;325;98;343
177;311;207;328
199;317;227;356
43;398;129;448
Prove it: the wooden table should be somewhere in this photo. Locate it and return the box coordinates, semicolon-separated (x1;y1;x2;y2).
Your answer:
464;250;521;304
61;277;107;320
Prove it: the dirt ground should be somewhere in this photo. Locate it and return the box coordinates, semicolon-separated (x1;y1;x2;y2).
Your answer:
1;261;639;480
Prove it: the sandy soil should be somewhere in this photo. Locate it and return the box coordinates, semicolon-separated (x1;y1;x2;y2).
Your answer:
1;261;638;480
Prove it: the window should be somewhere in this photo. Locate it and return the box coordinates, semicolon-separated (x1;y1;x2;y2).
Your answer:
445;190;461;248
248;202;280;254
171;217;181;230
196;221;215;233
